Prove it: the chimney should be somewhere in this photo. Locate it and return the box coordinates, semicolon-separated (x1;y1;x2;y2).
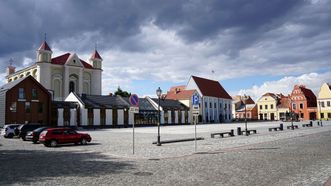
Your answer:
109;93;113;96
6;59;15;75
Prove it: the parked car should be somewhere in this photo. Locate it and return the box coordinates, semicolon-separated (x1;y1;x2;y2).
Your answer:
1;124;21;138
25;127;49;143
18;124;44;141
39;128;92;147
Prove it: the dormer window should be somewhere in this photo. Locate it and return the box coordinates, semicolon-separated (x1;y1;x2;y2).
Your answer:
73;59;76;63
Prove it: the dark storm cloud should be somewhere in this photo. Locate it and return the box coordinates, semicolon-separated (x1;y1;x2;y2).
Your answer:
0;0;327;71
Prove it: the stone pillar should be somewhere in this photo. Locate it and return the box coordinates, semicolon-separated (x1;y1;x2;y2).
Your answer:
188;111;191;123
70;109;76;126
78;69;83;95
64;66;69;99
57;108;64;126
181;111;185;123
105;109;112;126
93;109;100;126
168;111;172;124
160;111;164;124
175;111;178;124
117;109;124;125
81;108;88;126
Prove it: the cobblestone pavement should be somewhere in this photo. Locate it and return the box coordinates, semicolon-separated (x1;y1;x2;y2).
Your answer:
0;121;330;185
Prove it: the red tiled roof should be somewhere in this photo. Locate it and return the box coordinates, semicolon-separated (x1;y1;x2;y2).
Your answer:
51;53;94;69
38;41;51;51
299;86;317;107
169;85;186;92
192;76;232;99
244;96;255;104
278;96;290;108
90;50;102;60
166;89;196;100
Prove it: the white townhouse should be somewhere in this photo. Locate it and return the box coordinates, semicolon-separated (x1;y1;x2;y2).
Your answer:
186;76;233;123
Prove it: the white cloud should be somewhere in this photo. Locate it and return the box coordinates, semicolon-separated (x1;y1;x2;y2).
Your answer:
237;72;331;101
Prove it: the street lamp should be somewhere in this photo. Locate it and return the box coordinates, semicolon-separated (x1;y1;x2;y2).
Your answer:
156;87;162;146
242;94;249;136
318;101;323;126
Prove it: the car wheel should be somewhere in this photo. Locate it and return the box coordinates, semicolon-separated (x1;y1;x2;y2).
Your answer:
81;138;88;145
50;140;57;147
22;136;26;141
7;133;14;138
32;140;38;144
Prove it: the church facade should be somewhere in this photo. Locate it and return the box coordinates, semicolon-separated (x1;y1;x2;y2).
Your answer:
6;41;103;101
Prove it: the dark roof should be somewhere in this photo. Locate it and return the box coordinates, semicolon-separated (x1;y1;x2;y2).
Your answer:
90;50;102;60
299;86;317;107
51;53;94;69
80;94;130;109
152;98;188;110
52;101;78;109
0;77;26;91
122;97;157;111
38;41;51;51
192;76;232;99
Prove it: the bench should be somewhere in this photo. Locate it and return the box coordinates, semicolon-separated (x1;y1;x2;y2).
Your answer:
240;129;257;135
211;130;234;138
152;137;204;145
287;125;298;129
302;123;313;127
268;124;284;132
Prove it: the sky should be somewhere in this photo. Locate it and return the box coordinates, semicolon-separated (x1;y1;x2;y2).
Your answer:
0;0;330;100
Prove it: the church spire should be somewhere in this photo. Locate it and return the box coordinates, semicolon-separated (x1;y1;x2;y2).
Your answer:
36;34;52;62
89;49;103;69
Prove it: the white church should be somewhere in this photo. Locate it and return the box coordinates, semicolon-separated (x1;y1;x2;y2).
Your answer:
6;41;103;100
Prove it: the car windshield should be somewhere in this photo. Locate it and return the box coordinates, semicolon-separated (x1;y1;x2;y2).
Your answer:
34;127;47;132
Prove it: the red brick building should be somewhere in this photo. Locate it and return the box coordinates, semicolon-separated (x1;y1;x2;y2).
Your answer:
0;76;51;126
290;85;317;121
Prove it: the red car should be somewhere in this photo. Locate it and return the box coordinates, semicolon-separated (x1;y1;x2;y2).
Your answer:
39;128;92;147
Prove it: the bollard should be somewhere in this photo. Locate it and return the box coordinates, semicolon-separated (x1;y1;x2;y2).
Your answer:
310;121;313;127
317;121;320;126
279;123;283;131
230;129;234;136
237;127;242;135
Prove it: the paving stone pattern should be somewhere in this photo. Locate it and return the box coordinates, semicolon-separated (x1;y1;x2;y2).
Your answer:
0;121;330;185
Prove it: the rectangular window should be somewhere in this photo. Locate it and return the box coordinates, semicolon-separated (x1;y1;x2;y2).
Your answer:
265;105;268;109
328;113;331;118
321;102;325;107
260;105;262;110
210;102;212;108
293;103;296;109
327;101;330;107
220;103;222;108
205;102;207;108
10;102;17;112
321;113;324;118
19;88;25;99
214;103;216;108
38;103;43;113
224;103;227;110
25;102;31;113
299;103;304;109
32;89;38;99
271;104;273;109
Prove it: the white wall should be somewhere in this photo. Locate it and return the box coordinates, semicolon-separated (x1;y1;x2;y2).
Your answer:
117;109;124;125
81;108;88;126
106;109;112;125
70;109;76;126
57;108;64;126
93;109;100;126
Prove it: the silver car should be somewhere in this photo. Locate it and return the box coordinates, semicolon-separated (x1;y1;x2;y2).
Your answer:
1;124;21;138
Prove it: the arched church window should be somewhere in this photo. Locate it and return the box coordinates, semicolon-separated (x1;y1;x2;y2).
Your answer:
54;79;62;100
32;69;37;78
69;81;75;93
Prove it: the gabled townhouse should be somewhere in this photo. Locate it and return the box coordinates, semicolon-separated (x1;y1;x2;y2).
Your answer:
317;83;331;120
186;76;232;123
232;95;258;120
0;75;52;127
290;85;317;121
277;95;291;121
165;85;198;123
257;93;279;120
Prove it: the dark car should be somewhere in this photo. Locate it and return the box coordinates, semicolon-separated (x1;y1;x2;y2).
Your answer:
25;127;49;143
18;124;44;141
39;128;92;147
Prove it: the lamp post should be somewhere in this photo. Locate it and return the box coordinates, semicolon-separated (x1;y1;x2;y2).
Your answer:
156;87;162;146
318;101;323;127
242;94;249;136
290;99;294;130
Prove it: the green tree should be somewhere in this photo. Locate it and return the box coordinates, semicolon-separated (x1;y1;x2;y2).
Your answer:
114;86;131;97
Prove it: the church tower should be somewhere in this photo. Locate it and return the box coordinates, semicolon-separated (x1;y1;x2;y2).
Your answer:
89;50;103;69
36;41;52;62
